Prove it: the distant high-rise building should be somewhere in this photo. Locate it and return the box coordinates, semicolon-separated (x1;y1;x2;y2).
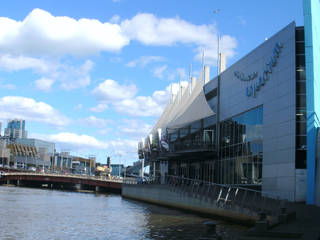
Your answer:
0;122;2;136
4;119;28;139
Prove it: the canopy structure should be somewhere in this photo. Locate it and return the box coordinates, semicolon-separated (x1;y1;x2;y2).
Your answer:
151;73;215;135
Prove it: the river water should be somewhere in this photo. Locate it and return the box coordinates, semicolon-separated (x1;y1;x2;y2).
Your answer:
0;186;246;240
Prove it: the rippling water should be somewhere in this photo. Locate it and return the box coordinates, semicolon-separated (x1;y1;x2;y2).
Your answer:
0;186;246;240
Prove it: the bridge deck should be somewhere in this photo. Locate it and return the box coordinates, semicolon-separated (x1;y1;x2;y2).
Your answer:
0;172;122;191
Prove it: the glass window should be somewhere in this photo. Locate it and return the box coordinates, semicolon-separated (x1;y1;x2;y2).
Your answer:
296;69;306;80
296;136;306;149
296;94;306;108
296;150;306;169
204;115;216;128
296;82;306;94
296;110;306;121
296;42;305;54
296;122;306;135
296;55;305;66
296;28;304;41
191;120;201;134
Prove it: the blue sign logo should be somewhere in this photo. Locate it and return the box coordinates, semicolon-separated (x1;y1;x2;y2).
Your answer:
234;42;283;97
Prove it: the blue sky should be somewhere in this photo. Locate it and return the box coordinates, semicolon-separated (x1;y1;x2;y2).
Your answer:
0;0;304;165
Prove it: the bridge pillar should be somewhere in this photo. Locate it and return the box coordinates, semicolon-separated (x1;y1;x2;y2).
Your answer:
95;186;100;192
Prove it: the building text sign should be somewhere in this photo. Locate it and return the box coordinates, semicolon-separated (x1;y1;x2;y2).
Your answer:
234;42;283;97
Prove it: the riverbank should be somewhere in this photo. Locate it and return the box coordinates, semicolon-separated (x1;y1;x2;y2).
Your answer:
122;183;320;240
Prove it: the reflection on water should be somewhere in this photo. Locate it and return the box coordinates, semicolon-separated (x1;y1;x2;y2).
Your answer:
0;186;246;239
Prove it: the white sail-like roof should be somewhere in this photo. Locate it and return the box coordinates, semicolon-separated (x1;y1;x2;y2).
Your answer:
151;74;215;134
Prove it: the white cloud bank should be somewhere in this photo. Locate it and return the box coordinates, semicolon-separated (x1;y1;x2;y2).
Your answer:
91;77;189;117
0;9;237;64
0;96;70;126
78;115;112;128
92;79;137;102
0;8;129;56
31;132;138;157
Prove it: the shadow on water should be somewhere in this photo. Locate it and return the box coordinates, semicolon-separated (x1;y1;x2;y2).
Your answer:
123;198;248;240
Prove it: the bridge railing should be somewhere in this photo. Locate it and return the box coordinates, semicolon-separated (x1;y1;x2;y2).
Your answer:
1;172;123;182
124;175;286;217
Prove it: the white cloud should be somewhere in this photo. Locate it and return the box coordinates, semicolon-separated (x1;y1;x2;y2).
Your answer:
89;103;108;113
126;56;166;68
0;54;54;73
110;15;121;24
121;13;215;46
0;9;237;66
152;65;167;79
194;35;237;65
75;104;83;110
78;115;111;128
31;132;138;156
152;90;169;106
0;8;129;57
37;132;109;149
118;119;152;137
91;78;190;117
34;77;54;91
113;96;164;117
0;54;93;91
0;81;15;90
92;79;137;102
0;96;70;126
98;129;112;135
167;81;189;95
167;67;187;81
59;60;93;90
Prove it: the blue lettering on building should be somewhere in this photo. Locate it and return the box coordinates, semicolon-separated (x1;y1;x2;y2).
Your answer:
234;42;283;97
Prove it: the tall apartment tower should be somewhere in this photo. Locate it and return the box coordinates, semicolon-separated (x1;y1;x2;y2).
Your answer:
4;119;28;139
0;122;2;136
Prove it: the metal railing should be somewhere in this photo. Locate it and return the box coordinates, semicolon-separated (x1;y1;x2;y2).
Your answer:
124;175;286;217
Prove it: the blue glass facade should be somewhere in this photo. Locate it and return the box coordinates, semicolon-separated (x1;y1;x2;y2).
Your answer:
304;0;320;204
217;106;263;184
7;120;25;131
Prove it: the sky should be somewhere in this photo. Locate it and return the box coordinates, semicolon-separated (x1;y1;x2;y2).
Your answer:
0;0;304;165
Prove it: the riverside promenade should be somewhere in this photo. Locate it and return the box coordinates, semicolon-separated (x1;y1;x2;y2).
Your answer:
123;176;286;225
123;176;320;239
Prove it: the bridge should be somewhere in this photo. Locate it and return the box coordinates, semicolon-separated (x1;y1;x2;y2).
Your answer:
0;172;122;193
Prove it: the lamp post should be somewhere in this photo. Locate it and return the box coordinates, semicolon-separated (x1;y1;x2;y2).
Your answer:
141;138;145;178
213;9;221;76
213;8;222;160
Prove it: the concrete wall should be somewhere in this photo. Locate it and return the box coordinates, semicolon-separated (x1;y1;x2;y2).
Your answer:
122;184;257;224
205;22;297;201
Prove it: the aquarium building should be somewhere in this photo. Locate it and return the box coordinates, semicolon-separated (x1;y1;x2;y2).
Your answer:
138;0;320;205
